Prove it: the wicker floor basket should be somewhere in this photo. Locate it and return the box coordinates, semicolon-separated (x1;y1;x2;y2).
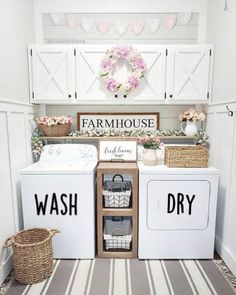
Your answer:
3;228;59;284
38;123;71;137
165;146;209;168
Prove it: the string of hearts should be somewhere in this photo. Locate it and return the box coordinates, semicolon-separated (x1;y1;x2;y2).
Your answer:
50;13;192;35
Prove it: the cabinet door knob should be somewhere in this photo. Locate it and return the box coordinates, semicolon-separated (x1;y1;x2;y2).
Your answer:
169;94;173;98
68;94;72;98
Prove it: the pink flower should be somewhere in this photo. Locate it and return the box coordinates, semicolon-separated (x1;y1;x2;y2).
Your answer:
131;56;146;70
128;76;139;89
105;78;119;93
101;58;114;71
112;46;131;59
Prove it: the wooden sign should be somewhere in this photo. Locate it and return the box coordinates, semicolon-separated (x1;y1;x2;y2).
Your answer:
99;140;137;162
77;112;159;131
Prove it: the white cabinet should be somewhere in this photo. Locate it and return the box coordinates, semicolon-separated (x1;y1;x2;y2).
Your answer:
76;45;166;104
166;45;213;103
29;46;75;103
28;44;213;105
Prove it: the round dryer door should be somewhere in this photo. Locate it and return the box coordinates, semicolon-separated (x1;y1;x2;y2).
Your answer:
147;180;210;230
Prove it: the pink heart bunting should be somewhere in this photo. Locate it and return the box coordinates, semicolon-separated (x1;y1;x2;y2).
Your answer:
164;15;177;30
130;21;144;35
67;16;79;29
97;22;110;34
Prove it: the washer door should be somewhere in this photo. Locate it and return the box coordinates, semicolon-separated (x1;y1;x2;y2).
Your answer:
147;180;210;230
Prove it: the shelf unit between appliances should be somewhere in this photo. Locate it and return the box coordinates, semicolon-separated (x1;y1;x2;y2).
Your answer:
96;162;138;258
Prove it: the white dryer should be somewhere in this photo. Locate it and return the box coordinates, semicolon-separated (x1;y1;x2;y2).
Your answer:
20;144;97;259
138;162;219;259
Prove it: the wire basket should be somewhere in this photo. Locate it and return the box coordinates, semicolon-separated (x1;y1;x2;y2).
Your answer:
103;174;131;208
165;146;209;168
38;123;71;137
104;217;132;250
3;228;59;284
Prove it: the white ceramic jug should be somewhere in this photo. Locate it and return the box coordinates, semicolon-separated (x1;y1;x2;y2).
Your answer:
181;121;198;136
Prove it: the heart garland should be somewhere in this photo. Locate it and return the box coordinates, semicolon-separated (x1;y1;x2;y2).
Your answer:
67;16;80;29
114;21;128;36
97;21;111;34
50;13;65;25
178;12;192;25
130;21;144;35
80;18;94;33
163;15;177;30
146;18;160;33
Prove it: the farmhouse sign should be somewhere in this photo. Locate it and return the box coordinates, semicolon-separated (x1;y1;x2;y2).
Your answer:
99;140;137;162
77;112;159;131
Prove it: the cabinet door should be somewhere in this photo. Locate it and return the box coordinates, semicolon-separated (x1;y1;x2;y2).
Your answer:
166;46;213;102
29;46;75;103
76;45;166;104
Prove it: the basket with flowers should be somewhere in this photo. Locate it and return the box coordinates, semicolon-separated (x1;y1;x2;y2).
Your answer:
35;116;73;137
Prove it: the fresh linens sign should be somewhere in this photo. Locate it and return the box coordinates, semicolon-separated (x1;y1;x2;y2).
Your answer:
99;140;137;161
77;112;159;131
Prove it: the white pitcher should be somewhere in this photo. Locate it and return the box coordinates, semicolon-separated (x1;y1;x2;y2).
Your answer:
181;121;198;136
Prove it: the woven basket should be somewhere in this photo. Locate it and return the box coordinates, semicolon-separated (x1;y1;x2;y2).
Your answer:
38;123;71;137
165;146;209;168
3;228;59;284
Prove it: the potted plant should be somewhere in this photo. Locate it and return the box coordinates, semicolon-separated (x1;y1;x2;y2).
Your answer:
178;108;206;136
35;116;73;137
138;135;162;166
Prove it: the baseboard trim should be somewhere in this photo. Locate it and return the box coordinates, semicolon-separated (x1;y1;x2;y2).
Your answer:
0;254;12;285
215;235;236;276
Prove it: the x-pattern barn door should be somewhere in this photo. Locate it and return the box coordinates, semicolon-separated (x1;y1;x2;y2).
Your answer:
166;46;212;101
30;46;75;101
77;45;166;103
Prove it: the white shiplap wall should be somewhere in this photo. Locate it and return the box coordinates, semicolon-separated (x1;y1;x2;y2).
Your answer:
0;99;38;285
206;101;236;276
42;13;199;44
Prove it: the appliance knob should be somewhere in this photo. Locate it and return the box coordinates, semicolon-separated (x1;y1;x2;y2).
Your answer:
57;148;62;154
49;148;53;154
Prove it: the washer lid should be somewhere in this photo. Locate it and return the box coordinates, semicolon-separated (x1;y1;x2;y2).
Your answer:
138;162;219;175
20;161;97;175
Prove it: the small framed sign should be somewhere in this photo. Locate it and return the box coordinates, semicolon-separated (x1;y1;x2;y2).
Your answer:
77;112;159;131
99;139;137;162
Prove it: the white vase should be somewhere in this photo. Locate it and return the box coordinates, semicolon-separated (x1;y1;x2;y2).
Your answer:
181;121;198;136
143;148;158;166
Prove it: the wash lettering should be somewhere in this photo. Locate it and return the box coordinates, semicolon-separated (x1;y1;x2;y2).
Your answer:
34;193;78;215
167;193;195;215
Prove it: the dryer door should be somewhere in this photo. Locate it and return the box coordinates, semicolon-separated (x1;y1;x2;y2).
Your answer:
147;180;210;230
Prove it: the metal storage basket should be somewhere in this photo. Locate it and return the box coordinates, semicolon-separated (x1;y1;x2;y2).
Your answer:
103;174;131;208
104;217;132;250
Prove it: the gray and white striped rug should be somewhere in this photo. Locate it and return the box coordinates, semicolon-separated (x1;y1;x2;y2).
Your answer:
3;259;236;295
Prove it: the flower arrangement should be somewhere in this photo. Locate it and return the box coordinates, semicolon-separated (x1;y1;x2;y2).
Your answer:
99;45;146;96
178;108;206;122
31;133;44;161
138;135;162;150
36;116;73;137
35;116;73;126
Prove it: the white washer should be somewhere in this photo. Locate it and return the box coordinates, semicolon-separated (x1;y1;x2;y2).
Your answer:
20;144;97;259
138;162;219;259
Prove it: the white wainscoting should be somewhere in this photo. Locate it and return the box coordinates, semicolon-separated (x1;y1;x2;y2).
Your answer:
206;101;236;276
0;99;38;285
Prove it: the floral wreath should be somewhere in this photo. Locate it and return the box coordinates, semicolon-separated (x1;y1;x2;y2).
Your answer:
99;45;146;97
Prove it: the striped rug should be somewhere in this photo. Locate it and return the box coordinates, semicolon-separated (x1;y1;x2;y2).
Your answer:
2;259;236;295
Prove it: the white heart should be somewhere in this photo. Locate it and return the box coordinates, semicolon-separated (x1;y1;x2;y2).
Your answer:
80;18;94;33
130;21;144;35
97;22;111;34
67;16;79;29
146;18;160;33
50;13;65;25
178;12;192;25
164;15;176;30
114;21;128;36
